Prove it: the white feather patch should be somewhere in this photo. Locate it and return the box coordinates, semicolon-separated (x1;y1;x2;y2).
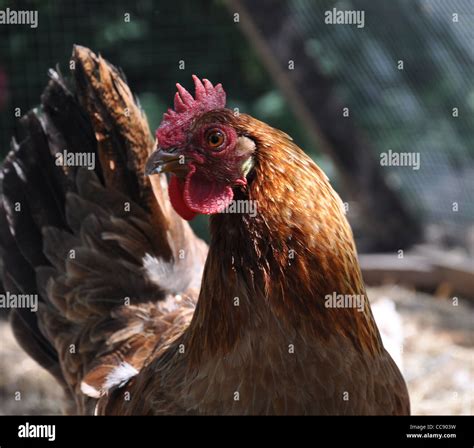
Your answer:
80;381;101;398
143;253;186;293
103;362;139;390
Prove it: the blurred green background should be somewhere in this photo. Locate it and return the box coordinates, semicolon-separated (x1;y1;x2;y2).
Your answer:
0;0;472;246
0;0;324;239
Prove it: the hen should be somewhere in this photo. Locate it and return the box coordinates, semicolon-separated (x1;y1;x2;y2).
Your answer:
1;46;409;415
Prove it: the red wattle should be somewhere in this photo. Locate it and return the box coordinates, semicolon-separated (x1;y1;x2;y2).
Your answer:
184;168;234;215
168;175;198;221
168;166;235;220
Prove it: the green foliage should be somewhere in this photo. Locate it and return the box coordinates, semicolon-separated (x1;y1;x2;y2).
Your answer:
2;0;471;237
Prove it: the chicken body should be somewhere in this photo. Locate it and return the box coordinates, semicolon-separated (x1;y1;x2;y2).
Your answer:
1;47;409;415
101;112;409;415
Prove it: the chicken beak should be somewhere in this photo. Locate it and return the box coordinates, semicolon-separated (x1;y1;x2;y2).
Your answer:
145;147;187;176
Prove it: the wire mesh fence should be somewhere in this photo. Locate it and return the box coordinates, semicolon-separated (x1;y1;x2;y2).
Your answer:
283;0;474;246
0;0;473;249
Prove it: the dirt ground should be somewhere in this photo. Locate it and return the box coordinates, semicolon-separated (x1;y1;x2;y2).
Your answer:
369;285;473;415
0;285;472;415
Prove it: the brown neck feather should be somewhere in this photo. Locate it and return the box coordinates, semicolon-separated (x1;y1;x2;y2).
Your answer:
185;114;383;361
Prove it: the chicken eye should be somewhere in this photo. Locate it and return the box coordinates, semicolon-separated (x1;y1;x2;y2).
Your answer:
206;129;225;150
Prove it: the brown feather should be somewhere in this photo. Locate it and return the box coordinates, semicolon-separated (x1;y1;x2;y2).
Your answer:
2;47;407;416
113;111;409;415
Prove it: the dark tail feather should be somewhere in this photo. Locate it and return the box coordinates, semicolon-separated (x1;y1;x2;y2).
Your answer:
0;47;207;415
0;63;98;391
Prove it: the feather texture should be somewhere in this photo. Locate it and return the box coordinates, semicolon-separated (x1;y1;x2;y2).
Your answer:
1;47;408;415
0;46;206;414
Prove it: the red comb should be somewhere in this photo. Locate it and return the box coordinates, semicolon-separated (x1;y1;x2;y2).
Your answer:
156;75;226;149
